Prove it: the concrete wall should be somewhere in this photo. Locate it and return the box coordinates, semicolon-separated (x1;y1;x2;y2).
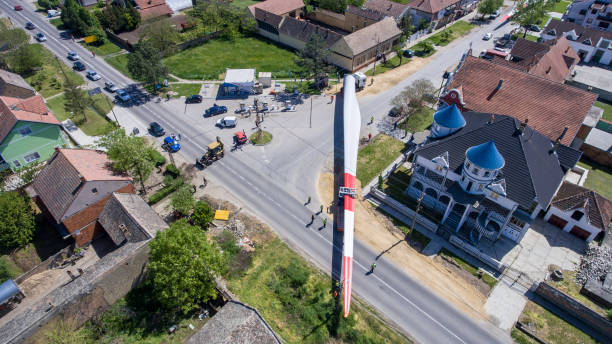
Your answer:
0;240;151;344
534;282;612;339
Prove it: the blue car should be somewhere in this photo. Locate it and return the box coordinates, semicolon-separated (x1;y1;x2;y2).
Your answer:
204;104;228;117
163;136;180;152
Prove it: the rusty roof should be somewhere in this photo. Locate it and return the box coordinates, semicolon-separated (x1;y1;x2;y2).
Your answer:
507;37;579;83
133;0;172;20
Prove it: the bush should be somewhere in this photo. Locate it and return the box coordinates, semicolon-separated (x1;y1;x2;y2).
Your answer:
148;177;184;204
0;192;36;252
165;164;180;178
170;184;195;215
192;200;214;229
149;149;166;167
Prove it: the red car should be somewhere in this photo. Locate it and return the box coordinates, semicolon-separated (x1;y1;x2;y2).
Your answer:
14;5;24;11
233;131;247;145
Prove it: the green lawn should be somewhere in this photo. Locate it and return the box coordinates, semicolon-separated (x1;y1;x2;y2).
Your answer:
409;42;436;57
49;18;65;29
577;159;612;199
168;83;202;97
249;131;273;145
0;255;23;281
81;40;122;57
356;134;406;185
548;271;607;316
519;301;599;344
439;248;497;288
14;44;84;98
428;21;476;47
105;54;133;79
595;101;612;122
366;54;411;76
227;237;411;344
550;0;571;14
163;36;300;80
229;0;260;8
400;106;434;133
46;93;113;136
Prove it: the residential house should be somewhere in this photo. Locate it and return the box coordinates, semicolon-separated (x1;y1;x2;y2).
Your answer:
407;0;473;29
407;108;582;243
307;5;386;33
0;95;66;171
493;37;579;83
563;0;612;32
131;0;172;21
544;182;612;242
186;301;282;344
363;0;411;22
248;0;305;18
32;149;135;246
0;69;36;99
541;20;612;64
165;0;192;13
440;55;598;149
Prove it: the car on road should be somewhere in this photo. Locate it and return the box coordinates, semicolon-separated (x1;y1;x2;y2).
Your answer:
185;94;203;103
204;104;227;117
234;131;248;145
216;116;237;128
149;122;165;137
35;33;46;42
72;61;86;71
104;81;118;93
388;107;402;117
403;49;414;58
483;32;493;41
25;22;35;30
115;89;131;102
86;70;101;81
14;5;23;11
67;51;80;61
526;24;541;32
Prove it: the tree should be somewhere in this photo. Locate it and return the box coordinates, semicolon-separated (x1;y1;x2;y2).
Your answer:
0;26;29;52
391;79;436;132
38;0;60;11
295;34;331;86
477;0;499;20
98;127;157;193
63;79;92;123
0;192;35;252
61;0;100;37
8;44;42;75
399;14;415;38
170;184;195;216
148;219;227;313
511;0;554;38
395;46;403;67
96;3;141;34
142;19;180;56
192;200;214;229
127;39;169;86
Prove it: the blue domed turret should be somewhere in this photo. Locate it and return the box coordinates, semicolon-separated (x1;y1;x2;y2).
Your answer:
431;104;466;138
466;141;505;170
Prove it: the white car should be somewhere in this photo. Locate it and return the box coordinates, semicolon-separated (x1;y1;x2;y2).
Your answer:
35;32;46;42
104;81;118;92
483;33;493;40
67;51;79;61
216;116;237;128
86;70;101;81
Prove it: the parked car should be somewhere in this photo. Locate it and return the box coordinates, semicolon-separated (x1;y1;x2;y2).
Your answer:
234;131;248;145
185;94;203;104
483;32;493;41
86;70;101;81
67;51;80;61
149;122;165;137
403;49;414;58
204;104;227;117
490;8;501;18
388;107;402;117
25;22;35;30
115;89;131;102
35;32;46;42
104;81;118;93
526;24;541;32
216;116;237;128
72;61;86;71
162;136;180;152
14;5;23;11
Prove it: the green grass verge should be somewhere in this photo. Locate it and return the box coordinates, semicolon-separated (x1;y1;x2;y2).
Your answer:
511;328;537;344
105;54;134;79
226;237;411;343
0;255;24;281
148;178;184;205
439;248;497;288
356;134;405;185
163;36;300;80
46;93;113;136
282;81;322;95
400;106;434;133
577;159;612;199
595;101;612;122
168;83;202;97
366;54;411;76
550;0;571;14
16;44;84;98
525;34;540;42
519;301;599;344
49;18;64;29
81;40;121;56
548;270;607;315
408;42;436;57
427;21;475;47
249;131;273;145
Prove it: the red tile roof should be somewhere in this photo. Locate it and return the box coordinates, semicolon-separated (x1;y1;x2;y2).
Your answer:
133;0;172;20
442;55;597;145
60;149;132;182
505;37;578;83
364;0;409;19
248;0;305;16
0;95;61;142
407;0;461;14
552;182;612;231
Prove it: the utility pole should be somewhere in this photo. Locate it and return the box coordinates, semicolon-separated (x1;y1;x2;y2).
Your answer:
410;192;425;240
104;96;119;126
309;96;313;128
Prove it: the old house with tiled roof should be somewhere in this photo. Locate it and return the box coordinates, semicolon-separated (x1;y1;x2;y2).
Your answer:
364;0;410;22
407;109;582;243
132;0;172;21
0;69;36;99
541;20;612;64
248;0;304;17
440;55;598;149
407;0;474;28
544;182;612;242
0;95;65;171
32;149;135;246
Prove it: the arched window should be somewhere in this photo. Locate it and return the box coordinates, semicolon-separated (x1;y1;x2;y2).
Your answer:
414;181;424;191
425;188;438;199
571;210;584;221
439;195;451;205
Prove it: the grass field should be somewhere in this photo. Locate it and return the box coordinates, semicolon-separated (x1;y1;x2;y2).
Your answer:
0;255;23;281
551;0;571;14
519;301;598;344
250;130;273;145
163;36;300;80
439;248;497;288
549;270;607;316
105;54;133;79
577;158;612;199
15;44;84;98
409;41;436;57
428;21;476;46
46;93;113;136
400;106;434;133
356;134;406;185
595;100;612;121
81;40;122;56
168;83;202;97
230;0;259;8
366;54;411;76
49;18;64;29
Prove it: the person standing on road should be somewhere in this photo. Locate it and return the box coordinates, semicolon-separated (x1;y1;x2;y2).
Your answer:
323;218;327;227
92;50;96;58
371;263;376;273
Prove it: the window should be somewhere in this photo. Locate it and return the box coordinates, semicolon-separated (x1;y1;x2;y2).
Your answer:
465;161;471;169
23;152;40;163
484;171;490;177
579;9;587;15
592;9;597;14
509;216;526;228
12;160;21;168
461;176;465;182
472;167;479;174
599;22;610;29
571;210;584;221
18;126;32;136
478;184;483;190
587;18;593;24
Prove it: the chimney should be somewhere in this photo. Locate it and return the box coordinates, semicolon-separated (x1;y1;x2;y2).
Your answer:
550;126;568;154
489;114;495;124
495;79;503;91
519;118;529;134
557;126;569;142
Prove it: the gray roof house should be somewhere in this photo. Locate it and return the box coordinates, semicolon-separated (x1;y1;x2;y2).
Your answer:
363;0;410;21
98;193;168;245
186;301;281;344
0;69;36;99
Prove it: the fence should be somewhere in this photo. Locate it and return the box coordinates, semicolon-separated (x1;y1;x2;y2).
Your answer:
449;235;506;272
369;188;438;232
362;151;410;195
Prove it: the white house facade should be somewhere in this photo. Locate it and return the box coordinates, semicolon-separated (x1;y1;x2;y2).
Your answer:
563;0;612;32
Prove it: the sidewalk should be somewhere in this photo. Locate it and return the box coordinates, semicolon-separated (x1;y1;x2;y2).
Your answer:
106;106;149;136
61;119;98;147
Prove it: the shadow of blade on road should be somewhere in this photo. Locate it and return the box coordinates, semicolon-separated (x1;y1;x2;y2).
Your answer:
332;91;344;284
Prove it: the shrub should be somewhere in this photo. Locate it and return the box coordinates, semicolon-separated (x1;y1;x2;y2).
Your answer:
165;164;180;178
0;192;36;252
169;184;195;215
192;200;214;229
149;149;166;167
148;177;183;204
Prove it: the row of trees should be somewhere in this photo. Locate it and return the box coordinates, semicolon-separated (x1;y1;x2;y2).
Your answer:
0;22;42;75
61;0;106;44
190;0;257;40
304;0;365;13
95;2;141;34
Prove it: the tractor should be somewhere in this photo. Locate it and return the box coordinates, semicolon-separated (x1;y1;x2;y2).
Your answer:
196;136;224;167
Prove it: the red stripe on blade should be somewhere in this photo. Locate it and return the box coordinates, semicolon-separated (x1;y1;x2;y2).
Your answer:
343;173;356;212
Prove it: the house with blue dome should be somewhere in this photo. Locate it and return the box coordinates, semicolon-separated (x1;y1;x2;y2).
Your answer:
405;110;582;244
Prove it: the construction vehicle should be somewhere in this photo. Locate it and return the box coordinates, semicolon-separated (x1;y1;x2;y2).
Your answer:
196;136;224;167
352;72;367;91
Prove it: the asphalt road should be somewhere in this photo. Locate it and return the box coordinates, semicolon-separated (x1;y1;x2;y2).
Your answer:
2;2;511;343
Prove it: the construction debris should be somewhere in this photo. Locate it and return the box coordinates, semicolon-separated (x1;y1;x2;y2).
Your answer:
576;244;612;285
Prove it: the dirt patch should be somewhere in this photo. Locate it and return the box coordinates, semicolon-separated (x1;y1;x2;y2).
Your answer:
436;255;491;295
358;57;436;97
317;171;489;321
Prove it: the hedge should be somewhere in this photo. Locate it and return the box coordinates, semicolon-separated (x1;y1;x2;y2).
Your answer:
151;150;166;167
148;177;184;205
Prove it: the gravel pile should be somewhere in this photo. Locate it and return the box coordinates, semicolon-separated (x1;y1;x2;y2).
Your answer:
576;244;612;284
224;219;246;238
